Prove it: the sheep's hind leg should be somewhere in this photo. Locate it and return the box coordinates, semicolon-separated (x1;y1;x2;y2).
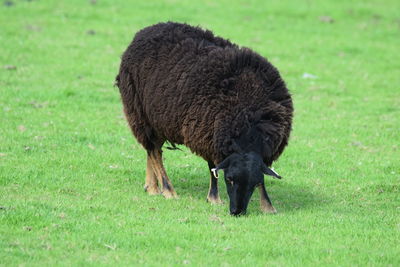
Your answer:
144;155;161;195
206;161;223;204
148;149;178;199
259;184;277;214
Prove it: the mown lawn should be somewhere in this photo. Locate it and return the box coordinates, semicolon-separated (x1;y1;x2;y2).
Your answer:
1;0;399;266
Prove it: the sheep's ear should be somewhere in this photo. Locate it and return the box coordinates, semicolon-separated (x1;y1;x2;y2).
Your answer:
216;157;231;170
212;157;231;178
262;164;281;179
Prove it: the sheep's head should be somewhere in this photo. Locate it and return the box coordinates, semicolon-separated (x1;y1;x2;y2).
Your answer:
212;152;280;216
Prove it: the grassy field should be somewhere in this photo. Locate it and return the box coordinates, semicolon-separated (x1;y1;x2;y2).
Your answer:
1;0;399;266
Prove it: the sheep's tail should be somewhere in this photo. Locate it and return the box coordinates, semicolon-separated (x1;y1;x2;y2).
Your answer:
115;74;120;88
164;141;182;151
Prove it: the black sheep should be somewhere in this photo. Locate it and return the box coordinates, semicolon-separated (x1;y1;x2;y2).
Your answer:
116;22;293;215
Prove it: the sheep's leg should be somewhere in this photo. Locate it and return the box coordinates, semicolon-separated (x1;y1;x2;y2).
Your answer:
148;149;178;199
259;184;277;214
207;161;223;204
144;154;161;195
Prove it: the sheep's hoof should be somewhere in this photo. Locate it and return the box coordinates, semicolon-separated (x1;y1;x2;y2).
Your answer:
144;184;161;195
162;190;178;199
261;204;277;214
207;196;223;205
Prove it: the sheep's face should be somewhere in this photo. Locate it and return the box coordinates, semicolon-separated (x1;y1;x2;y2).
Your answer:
214;152;280;216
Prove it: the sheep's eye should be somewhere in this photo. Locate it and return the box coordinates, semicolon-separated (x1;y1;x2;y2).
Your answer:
226;177;234;185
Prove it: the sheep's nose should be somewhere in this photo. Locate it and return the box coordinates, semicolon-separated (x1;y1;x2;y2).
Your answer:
230;209;245;216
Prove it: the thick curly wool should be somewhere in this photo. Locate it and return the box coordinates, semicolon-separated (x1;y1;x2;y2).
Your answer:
116;22;293;166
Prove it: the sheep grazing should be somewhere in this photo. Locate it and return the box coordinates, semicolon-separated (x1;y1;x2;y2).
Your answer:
116;22;293;215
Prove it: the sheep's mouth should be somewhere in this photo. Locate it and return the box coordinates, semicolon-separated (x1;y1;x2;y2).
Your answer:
230;209;247;216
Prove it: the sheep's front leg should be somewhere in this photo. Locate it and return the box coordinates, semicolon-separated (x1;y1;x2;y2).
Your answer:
259;184;277;214
148;149;178;199
207;161;222;204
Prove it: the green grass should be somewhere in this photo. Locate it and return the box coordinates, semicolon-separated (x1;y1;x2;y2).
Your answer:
1;0;399;266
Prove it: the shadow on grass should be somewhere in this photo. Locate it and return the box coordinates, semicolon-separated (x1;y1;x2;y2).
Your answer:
123;163;328;215
173;171;329;214
262;181;329;214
